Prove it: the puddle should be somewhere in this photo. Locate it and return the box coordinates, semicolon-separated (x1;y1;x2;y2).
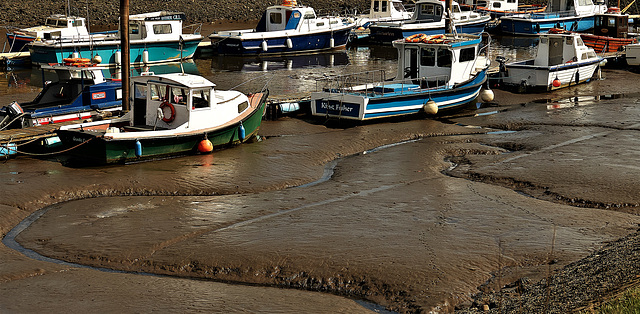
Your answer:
487;130;517;135
543;93;640;110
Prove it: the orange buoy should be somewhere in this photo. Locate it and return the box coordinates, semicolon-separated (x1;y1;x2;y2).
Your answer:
552;78;561;87
198;139;213;153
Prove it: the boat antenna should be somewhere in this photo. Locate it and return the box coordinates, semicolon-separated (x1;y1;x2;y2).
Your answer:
67;0;71;16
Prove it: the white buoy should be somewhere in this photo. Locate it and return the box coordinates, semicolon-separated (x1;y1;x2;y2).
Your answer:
115;50;121;65
92;54;102;64
286;37;293;49
480;89;495;102
329;37;335;48
72;51;79;58
261;40;268;52
423;100;438;115
262;61;268;71
142;49;149;64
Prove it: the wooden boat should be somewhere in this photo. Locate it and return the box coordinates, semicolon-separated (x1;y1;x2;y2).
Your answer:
499;0;608;35
4;14;91;53
28;11;202;66
208;0;355;55
495;32;605;92
310;33;492;120
0;63;122;130
56;73;268;165
369;0;491;43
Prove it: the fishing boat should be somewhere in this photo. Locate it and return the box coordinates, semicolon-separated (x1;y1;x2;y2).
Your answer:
4;14;91;53
28;11;202;66
499;0;607;35
310;33;492;120
368;0;491;43
350;0;414;41
495;32;605;92
549;11;637;52
208;0;355;55
0;62;122;130
458;0;546;18
56;73;268;165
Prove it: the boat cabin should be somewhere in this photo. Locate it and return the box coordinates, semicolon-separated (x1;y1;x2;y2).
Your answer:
22;15;89;40
548;0;606;15
459;0;519;12
368;0;412;19
393;34;484;87
131;73;249;130
253;4;344;33
411;0;464;22
126;11;188;41
592;12;629;37
534;33;597;66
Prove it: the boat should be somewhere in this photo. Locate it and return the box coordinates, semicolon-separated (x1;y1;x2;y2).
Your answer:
208;0;355;55
350;0;414;41
4;14;91;53
56;73;269;165
624;42;640;66
310;33;492;120
495;31;605;92
368;0;492;44
28;11;202;66
458;0;546;18
0;62;122;130
499;0;607;35
551;11;637;52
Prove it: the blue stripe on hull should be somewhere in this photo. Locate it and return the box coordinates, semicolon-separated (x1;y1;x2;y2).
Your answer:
6;34;34;52
500;16;595;35
29;39;201;65
215;29;352;55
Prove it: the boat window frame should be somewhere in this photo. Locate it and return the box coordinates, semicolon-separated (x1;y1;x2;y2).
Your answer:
153;24;173;35
382;0;388;12
420;47;436;66
374;0;380;12
459;47;476;62
437;48;452;68
238;100;249;113
191;88;211;110
270;12;283;24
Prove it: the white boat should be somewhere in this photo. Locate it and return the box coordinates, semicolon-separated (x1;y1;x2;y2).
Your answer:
28;11;203;66
369;0;491;43
625;42;640;66
209;0;355;55
4;14;92;53
350;0;414;40
310;33;492;120
56;73;268;165
496;31;605;92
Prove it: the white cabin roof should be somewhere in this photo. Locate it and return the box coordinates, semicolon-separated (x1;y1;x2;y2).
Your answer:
133;73;215;89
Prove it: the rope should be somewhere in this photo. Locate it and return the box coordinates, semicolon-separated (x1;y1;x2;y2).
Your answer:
15;137;94;156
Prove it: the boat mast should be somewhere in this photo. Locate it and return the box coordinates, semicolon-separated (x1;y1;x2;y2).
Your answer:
445;0;453;33
120;0;130;113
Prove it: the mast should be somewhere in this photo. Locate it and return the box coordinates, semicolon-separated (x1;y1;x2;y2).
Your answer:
445;0;453;33
120;0;130;113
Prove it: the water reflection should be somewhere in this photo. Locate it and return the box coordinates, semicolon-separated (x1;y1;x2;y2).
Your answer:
209;52;349;72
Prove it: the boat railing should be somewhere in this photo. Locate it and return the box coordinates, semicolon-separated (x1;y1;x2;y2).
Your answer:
184;23;202;35
316;70;450;95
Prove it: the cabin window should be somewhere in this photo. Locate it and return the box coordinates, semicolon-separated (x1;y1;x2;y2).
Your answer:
304;13;316;19
540;37;548;44
576;37;584;46
607;17;616;27
317;22;325;27
153;24;172;35
420;47;436;66
507;0;516;3
459;47;476;62
171;87;188;105
586;51;596;58
382;1;388;12
134;84;147;99
72;20;83;27
270;12;283;24
150;84;168;101
421;4;437;15
393;2;404;11
493;2;501;8
45;19;56;27
192;88;210;109
374;1;380;12
130;24;140;35
437;49;452;67
238;101;249;113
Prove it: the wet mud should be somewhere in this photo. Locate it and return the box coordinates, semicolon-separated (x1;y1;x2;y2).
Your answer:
3;35;640;312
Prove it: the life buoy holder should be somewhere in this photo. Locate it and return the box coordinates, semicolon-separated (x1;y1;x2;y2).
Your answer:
405;33;427;43
423;34;446;44
159;101;176;123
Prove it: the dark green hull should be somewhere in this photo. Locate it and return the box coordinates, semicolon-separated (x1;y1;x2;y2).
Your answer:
59;93;267;165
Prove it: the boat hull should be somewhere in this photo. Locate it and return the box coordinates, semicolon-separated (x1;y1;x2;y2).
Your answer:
57;93;267;165
311;69;487;120
28;37;202;66
369;19;489;43
5;33;35;52
580;34;637;53
501;58;602;92
500;14;596;35
210;27;353;55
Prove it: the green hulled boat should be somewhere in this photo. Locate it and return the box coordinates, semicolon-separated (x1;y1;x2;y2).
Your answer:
57;73;268;165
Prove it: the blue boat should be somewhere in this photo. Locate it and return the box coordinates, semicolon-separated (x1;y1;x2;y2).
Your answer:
310;33;493;120
499;0;608;35
4;14;91;53
208;0;355;55
28;11;202;66
369;0;491;43
0;64;122;130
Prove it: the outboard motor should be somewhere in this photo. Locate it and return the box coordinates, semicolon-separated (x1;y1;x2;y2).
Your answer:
0;102;25;130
